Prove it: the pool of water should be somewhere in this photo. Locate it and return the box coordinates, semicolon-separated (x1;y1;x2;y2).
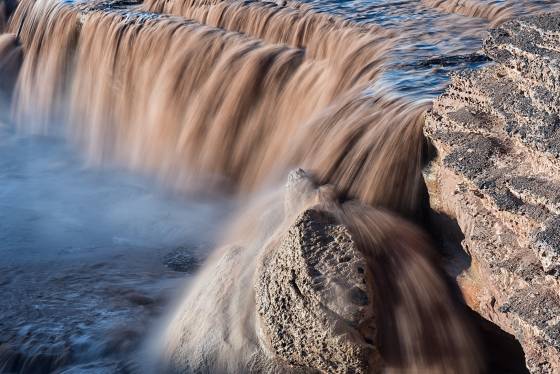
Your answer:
0;124;232;372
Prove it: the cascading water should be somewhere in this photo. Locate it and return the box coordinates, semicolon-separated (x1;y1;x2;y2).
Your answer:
158;171;483;373
0;0;551;372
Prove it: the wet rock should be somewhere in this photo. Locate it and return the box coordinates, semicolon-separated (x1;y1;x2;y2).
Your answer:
255;209;378;374
0;33;23;102
162;170;380;373
425;11;560;373
162;246;200;273
0;343;22;373
104;327;142;354
0;342;72;374
125;292;155;306
0;0;17;32
0;4;5;33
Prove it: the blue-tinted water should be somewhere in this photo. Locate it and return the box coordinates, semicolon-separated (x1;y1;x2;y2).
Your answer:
0;125;232;372
296;0;557;98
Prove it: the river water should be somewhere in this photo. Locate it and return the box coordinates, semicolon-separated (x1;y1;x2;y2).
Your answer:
0;124;232;372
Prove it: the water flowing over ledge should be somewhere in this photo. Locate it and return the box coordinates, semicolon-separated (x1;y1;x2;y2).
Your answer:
8;0;428;216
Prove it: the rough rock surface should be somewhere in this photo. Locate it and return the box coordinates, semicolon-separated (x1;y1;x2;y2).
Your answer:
162;246;201;273
425;12;560;373
163;170;379;373
255;209;378;374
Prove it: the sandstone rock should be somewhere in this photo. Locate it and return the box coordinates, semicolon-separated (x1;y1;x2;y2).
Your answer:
162;170;379;373
425;11;560;373
255;209;378;374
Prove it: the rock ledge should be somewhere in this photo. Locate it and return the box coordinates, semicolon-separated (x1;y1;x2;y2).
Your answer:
425;11;560;373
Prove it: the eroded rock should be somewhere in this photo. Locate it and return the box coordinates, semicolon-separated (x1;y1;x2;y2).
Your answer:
425;11;560;373
161;170;379;373
255;209;378;373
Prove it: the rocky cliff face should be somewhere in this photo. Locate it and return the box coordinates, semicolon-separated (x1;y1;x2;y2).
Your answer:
425;12;560;373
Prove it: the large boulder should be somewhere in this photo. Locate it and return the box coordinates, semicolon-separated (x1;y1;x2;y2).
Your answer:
160;169;380;373
255;208;378;373
160;169;482;373
425;12;560;373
